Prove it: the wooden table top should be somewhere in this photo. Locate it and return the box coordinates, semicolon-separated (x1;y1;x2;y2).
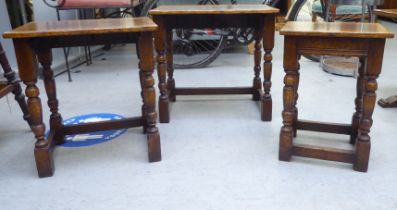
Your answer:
374;9;397;19
3;17;157;39
149;4;279;15
280;22;394;39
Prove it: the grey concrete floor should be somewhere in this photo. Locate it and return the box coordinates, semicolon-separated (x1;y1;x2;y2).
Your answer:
1;21;397;210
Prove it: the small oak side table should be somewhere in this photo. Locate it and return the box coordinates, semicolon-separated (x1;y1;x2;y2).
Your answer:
149;5;279;123
279;22;393;172
3;17;161;178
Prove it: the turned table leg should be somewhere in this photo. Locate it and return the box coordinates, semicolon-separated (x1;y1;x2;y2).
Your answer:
279;37;299;161
154;16;170;123
166;27;176;102
354;40;385;172
36;48;64;145
139;32;161;162
262;15;275;121
351;57;366;145
13;40;54;177
252;28;262;101
139;68;147;134
293;57;300;138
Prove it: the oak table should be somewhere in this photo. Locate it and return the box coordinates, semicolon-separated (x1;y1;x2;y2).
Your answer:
3;17;161;178
149;5;279;123
374;9;397;108
279;22;394;172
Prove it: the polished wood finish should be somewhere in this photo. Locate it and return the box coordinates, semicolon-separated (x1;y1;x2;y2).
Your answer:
0;42;31;125
3;17;157;38
280;22;394;38
149;5;279;15
374;9;397;19
150;5;279;123
279;22;393;172
374;9;397;107
3;17;161;178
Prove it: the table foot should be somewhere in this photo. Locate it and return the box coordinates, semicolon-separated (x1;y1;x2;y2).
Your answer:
159;99;170;123
35;147;54;178
35;130;57;178
279;126;293;161
147;132;161;162
353;140;370;172
261;97;272;121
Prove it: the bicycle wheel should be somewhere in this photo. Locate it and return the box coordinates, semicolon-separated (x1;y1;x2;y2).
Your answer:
141;0;228;69
287;0;309;21
287;0;320;62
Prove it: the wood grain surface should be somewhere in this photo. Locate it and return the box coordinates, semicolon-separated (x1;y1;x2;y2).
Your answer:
374;9;397;19
3;17;157;39
280;22;394;38
149;4;279;15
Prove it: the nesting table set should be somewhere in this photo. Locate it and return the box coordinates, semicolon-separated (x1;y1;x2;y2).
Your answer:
279;22;393;172
149;5;278;122
3;18;161;177
2;4;394;177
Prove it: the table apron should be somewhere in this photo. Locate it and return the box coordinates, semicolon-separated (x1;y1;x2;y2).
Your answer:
163;14;273;29
291;36;374;57
28;33;140;49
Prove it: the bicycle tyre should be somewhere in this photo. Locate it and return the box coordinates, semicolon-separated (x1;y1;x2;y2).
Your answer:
140;0;228;69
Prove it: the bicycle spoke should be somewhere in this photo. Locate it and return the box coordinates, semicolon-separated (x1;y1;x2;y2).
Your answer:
195;40;212;53
170;0;227;68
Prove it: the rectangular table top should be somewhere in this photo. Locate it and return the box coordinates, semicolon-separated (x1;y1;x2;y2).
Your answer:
374;9;397;19
149;4;279;15
280;22;394;39
3;17;157;39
